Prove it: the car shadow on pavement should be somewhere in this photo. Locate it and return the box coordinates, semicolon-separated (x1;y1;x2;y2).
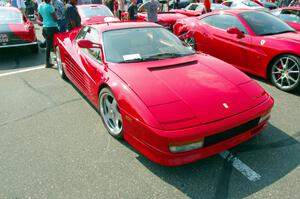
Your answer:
0;46;45;70
120;124;300;199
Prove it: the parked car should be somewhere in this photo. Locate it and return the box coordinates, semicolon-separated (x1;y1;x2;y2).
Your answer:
122;6;187;31
0;6;38;53
77;4;119;25
53;21;273;166
169;0;190;9
222;0;268;11
171;3;228;17
174;10;300;92
271;6;300;31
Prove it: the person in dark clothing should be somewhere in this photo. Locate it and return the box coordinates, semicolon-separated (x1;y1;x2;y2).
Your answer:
38;0;59;68
65;0;81;31
128;0;137;20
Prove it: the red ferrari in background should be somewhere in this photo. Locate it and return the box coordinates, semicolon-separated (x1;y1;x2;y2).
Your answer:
271;7;300;31
171;3;228;17
121;5;187;30
77;4;119;25
174;10;300;92
54;22;273;166
0;7;38;53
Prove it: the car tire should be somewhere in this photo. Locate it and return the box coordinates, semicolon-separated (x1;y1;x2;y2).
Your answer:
55;46;67;80
270;54;300;92
30;43;39;53
99;88;123;139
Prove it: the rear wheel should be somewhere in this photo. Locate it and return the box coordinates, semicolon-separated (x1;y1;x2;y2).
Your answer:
99;88;123;139
30;43;39;53
55;46;67;79
270;54;300;92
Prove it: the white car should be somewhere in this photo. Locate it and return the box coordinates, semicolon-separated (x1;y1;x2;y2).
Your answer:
222;0;268;11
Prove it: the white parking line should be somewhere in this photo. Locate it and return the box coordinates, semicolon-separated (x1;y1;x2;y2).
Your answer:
0;66;45;77
219;150;261;182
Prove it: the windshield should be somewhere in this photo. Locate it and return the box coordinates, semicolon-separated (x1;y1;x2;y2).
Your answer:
78;6;113;17
211;4;228;10
242;1;261;7
103;27;195;63
0;9;23;24
240;11;295;36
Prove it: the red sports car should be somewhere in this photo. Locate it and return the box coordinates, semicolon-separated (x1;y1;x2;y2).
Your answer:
174;10;300;92
171;3;228;17
54;22;273;166
77;4;119;25
271;6;300;31
0;6;38;52
121;11;187;30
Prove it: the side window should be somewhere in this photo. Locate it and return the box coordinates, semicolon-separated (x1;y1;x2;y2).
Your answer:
201;14;248;34
83;27;102;62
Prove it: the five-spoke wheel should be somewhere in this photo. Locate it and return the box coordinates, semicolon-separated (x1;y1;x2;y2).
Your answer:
99;88;123;139
270;54;300;92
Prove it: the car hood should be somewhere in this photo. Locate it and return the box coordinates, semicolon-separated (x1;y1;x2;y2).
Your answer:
139;12;186;23
81;16;119;25
109;54;267;126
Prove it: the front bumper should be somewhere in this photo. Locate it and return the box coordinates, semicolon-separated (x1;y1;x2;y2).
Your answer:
0;41;38;49
124;95;274;166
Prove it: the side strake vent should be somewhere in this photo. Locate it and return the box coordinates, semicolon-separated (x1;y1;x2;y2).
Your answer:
148;60;198;71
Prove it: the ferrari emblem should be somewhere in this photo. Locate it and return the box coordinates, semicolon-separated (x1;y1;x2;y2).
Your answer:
223;103;229;109
260;40;266;46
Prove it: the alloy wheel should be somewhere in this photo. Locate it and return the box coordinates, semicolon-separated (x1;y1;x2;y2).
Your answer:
271;55;300;91
99;88;123;138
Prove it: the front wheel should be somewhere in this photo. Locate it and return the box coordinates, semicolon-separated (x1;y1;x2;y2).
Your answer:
270;54;300;92
99;88;123;139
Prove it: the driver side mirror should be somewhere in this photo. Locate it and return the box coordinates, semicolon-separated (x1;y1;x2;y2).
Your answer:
77;39;102;49
227;27;245;39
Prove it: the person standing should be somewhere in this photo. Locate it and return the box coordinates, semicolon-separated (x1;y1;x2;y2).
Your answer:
38;0;59;68
117;0;125;20
52;0;66;32
127;0;137;20
16;0;26;15
203;0;211;14
143;0;160;23
65;0;81;31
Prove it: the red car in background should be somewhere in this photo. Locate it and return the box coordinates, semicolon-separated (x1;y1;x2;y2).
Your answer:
0;7;38;53
174;10;300;92
171;3;228;17
77;4;119;25
121;5;187;30
271;7;300;31
54;22;273;166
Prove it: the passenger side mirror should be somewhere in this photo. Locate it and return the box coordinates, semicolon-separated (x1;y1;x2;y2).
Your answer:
77;39;102;49
227;27;245;39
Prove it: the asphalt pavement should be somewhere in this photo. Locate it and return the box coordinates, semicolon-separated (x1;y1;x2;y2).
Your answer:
0;25;299;199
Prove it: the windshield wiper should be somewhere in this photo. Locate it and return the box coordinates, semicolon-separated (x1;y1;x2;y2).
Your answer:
117;57;161;63
145;52;194;59
260;30;295;36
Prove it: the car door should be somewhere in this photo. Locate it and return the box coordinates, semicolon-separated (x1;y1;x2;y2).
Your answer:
199;14;252;69
77;27;106;103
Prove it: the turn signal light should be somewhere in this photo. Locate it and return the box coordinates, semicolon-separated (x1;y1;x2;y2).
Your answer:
169;139;204;153
259;112;271;124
